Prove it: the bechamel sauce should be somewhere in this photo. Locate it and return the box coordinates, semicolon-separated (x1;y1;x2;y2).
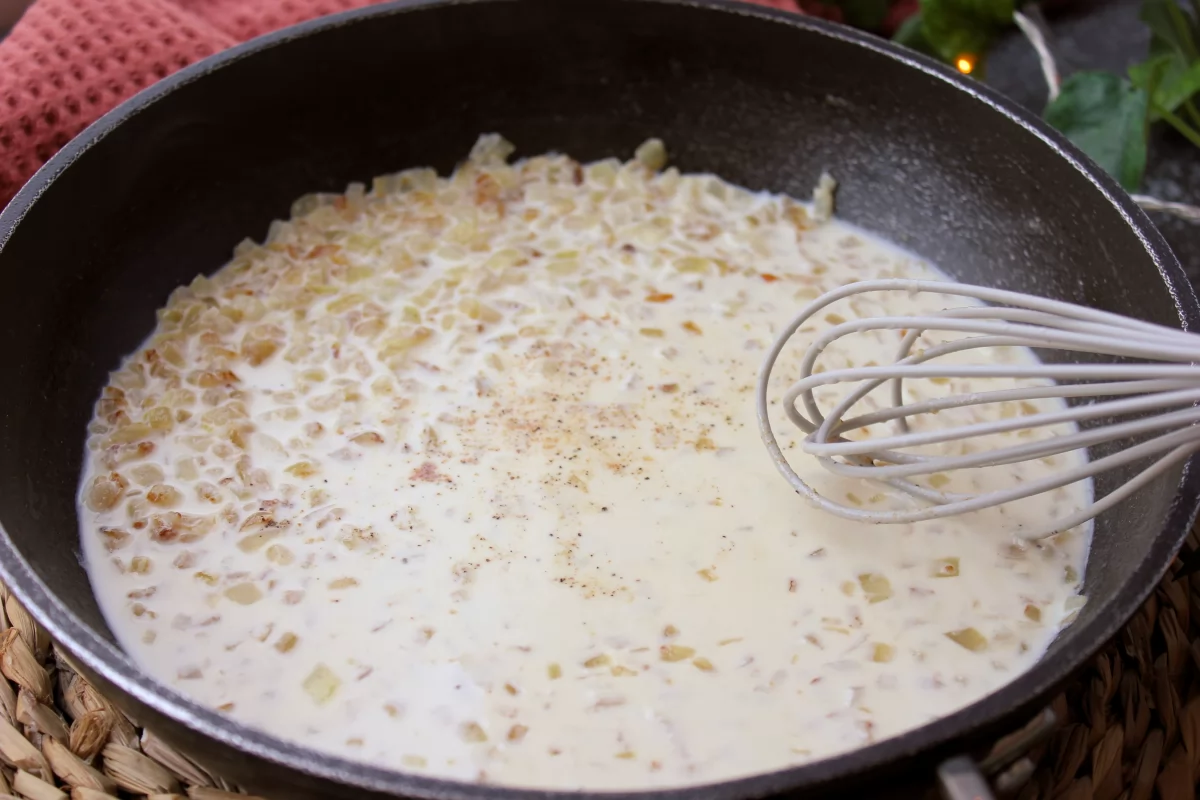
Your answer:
78;136;1089;790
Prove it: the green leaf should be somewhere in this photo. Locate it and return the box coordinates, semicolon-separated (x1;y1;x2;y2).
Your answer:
1140;51;1171;127
1129;52;1200;117
893;13;926;45
919;0;1014;66
1154;99;1200;149
1140;0;1198;60
950;0;1014;25
892;13;939;57
835;0;891;29
1044;71;1149;191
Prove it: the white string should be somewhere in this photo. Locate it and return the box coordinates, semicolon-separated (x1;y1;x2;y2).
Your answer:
1013;9;1060;103
1131;194;1200;223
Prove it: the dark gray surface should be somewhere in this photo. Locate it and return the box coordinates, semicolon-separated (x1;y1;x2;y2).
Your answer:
987;0;1200;284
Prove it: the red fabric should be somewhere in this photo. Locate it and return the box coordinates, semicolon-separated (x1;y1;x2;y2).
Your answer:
0;0;803;209
883;0;918;34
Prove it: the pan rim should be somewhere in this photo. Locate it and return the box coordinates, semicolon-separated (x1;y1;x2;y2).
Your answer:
1;0;1197;797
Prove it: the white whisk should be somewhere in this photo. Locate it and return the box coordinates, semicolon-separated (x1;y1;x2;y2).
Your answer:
756;279;1200;541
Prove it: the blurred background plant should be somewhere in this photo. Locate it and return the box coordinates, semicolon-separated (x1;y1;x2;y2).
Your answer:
887;0;1200;198
0;0;1193;207
749;0;1198;202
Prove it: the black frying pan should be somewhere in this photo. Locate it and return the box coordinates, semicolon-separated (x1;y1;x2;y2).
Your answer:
0;1;1195;798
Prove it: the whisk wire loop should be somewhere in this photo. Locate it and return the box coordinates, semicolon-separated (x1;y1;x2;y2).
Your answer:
756;279;1200;541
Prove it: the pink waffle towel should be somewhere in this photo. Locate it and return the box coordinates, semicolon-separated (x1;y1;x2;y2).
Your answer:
0;0;802;208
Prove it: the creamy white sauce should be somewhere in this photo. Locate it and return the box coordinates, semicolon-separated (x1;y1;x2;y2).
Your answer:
78;136;1089;790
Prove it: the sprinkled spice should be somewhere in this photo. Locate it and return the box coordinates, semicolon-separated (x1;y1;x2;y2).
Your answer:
76;134;1090;792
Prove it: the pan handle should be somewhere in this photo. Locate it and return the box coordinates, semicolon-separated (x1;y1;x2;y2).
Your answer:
936;707;1057;799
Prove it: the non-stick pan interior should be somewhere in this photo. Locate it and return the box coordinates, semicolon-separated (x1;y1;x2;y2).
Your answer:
0;1;1194;797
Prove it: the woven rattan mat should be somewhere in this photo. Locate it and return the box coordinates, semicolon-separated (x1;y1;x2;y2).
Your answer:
0;528;1197;800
